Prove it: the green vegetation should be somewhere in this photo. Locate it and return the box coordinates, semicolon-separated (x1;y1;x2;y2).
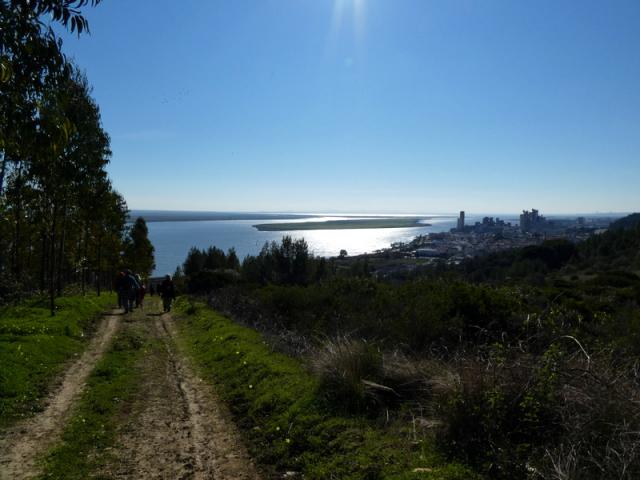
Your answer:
178;213;640;479
174;298;478;480
0;293;115;429
122;217;156;278
37;323;145;479
1;0;127;311
253;218;427;231
609;212;640;231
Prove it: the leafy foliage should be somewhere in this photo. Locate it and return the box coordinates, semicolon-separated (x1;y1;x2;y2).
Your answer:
1;0;128;310
241;236;325;285
122;217;155;277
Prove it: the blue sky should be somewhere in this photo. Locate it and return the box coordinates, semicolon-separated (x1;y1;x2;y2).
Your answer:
58;0;640;214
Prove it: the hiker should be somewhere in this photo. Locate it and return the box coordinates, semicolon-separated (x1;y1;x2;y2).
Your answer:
123;270;140;313
138;282;146;309
159;275;175;312
135;274;146;308
115;271;126;309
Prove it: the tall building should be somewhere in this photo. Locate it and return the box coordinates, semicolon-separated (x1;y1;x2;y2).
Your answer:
520;208;547;232
457;211;465;231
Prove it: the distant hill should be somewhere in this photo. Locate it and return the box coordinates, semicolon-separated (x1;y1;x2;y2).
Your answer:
456;213;640;283
609;212;640;231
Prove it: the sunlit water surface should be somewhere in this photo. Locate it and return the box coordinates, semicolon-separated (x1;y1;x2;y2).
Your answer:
147;215;468;276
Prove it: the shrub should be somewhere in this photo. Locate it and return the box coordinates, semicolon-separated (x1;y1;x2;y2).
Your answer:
311;338;438;415
187;268;239;293
312;337;385;414
436;348;563;479
536;352;640;480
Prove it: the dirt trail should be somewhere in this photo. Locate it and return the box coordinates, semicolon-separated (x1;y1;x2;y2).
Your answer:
0;312;121;480
101;305;261;479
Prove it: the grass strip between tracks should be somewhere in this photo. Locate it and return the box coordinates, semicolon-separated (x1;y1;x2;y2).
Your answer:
0;293;117;430
36;321;146;479
174;297;480;480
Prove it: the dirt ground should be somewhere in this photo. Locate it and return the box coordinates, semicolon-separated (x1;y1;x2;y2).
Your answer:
102;302;261;479
0;312;121;480
0;298;261;480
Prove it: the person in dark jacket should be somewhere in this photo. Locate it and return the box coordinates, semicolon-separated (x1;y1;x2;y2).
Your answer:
115;271;126;309
123;270;140;313
135;274;146;309
159;275;175;312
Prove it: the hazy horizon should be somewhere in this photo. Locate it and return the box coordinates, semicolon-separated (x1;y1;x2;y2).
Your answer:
129;208;631;218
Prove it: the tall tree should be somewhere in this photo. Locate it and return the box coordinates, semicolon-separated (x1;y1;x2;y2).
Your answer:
0;0;101;194
122;217;155;278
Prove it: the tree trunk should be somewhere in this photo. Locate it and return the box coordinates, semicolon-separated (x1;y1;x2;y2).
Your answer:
49;202;58;316
0;151;7;196
40;231;47;292
11;160;23;280
95;234;102;296
56;197;68;297
81;223;89;295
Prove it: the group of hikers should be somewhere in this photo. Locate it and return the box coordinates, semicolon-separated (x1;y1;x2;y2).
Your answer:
115;270;175;313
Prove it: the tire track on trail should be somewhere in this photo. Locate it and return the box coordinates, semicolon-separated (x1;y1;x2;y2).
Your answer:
0;312;121;480
103;309;261;479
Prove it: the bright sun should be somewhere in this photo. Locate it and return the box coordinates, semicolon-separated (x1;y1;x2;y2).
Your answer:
331;0;367;39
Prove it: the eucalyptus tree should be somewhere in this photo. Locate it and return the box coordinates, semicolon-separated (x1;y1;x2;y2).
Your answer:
0;0;130;312
123;217;156;279
0;0;101;195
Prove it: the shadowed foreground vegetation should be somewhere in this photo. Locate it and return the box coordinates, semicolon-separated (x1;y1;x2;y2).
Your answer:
174;297;478;480
178;214;640;479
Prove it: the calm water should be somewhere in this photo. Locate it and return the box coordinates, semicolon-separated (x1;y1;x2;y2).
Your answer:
147;215;465;276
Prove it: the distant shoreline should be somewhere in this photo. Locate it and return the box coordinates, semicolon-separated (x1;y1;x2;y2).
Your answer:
128;211;317;223
129;210;450;224
253;218;430;231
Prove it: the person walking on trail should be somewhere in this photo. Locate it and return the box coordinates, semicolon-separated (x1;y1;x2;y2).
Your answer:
123;270;140;313
135;274;146;309
159;275;175;312
115;271;126;309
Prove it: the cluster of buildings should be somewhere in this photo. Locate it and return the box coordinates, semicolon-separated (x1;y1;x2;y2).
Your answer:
385;209;613;264
455;211;512;234
519;209;551;233
354;209;619;279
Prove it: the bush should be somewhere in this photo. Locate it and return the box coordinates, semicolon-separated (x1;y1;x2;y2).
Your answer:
174;299;479;479
312;338;385;414
435;343;640;480
436;347;563;479
187;268;239;293
536;352;640;480
311;338;437;415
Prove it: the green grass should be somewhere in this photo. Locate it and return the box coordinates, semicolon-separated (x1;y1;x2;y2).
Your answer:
253;218;428;231
0;293;116;429
174;298;480;480
37;325;146;479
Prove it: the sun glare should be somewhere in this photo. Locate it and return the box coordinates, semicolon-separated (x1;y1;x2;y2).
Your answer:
329;0;367;53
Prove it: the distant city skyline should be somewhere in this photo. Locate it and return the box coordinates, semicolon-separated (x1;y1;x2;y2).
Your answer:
57;1;640;213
